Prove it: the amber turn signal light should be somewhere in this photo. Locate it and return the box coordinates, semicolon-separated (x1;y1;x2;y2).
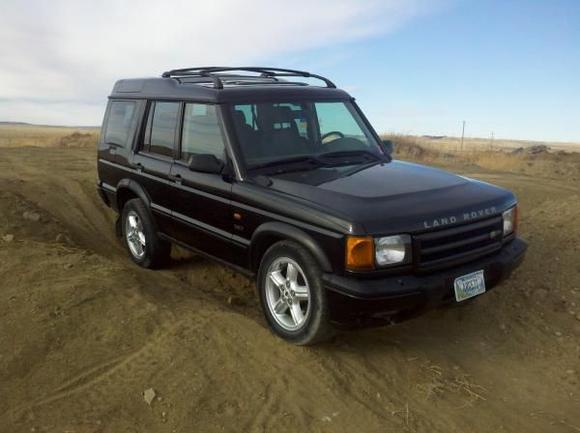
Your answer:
346;236;375;271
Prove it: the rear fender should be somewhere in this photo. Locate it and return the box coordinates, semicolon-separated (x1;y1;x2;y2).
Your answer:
115;179;152;212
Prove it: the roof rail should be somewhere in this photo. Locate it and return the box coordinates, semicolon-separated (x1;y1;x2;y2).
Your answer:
160;66;337;89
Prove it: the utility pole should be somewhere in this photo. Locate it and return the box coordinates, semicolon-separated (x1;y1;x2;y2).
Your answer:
460;120;466;151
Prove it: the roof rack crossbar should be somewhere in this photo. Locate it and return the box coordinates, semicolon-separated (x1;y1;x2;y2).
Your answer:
199;71;224;89
161;66;336;88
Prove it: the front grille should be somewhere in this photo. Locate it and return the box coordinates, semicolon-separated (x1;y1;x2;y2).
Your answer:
414;216;503;272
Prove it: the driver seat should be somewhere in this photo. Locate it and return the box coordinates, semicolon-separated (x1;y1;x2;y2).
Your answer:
260;106;310;157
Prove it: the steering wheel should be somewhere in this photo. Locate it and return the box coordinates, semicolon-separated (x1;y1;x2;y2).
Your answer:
321;131;345;144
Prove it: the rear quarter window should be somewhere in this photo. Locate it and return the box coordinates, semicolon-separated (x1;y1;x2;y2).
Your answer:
103;100;138;147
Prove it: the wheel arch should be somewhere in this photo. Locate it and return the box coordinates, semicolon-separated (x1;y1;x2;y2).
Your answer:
115;179;152;212
250;222;333;274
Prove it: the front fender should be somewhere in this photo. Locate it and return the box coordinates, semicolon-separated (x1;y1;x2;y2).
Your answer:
250;222;334;273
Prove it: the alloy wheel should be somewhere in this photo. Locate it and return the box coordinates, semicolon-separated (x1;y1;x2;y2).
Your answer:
125;210;146;259
265;257;311;331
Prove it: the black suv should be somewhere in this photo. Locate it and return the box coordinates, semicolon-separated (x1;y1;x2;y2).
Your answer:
97;67;527;345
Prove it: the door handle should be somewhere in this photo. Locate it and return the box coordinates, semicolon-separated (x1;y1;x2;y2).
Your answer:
169;173;182;184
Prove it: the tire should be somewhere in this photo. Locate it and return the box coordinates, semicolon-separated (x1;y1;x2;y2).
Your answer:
121;198;171;269
257;240;334;345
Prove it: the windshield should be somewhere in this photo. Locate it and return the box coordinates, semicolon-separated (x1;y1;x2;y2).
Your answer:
230;101;385;171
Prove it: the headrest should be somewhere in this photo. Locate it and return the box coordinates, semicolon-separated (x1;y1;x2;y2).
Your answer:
271;106;297;124
233;110;248;125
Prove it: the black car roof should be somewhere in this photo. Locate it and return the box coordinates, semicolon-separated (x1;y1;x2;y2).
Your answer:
109;67;352;103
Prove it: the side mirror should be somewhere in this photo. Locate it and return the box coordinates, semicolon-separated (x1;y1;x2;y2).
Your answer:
189;154;224;174
382;139;394;156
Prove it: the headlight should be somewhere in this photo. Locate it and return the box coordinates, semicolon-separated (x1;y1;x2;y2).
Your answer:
375;234;411;266
502;206;518;236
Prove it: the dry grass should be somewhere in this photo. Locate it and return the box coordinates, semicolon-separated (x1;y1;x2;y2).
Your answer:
0;124;99;148
405;134;580;154
384;134;580;182
1;124;578;182
415;361;487;406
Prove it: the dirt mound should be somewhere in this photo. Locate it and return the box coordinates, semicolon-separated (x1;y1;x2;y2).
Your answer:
55;132;98;148
386;135;453;161
0;189;74;245
0;146;119;255
512;144;551;155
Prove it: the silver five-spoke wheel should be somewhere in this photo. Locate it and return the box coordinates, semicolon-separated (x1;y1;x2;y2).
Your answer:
265;257;311;331
125;210;146;259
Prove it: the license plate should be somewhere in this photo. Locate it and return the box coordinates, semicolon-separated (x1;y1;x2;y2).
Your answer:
454;270;486;302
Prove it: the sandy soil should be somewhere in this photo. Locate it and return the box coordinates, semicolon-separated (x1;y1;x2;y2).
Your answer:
1;139;579;433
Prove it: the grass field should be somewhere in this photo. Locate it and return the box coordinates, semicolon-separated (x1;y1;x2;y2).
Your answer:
0;124;99;148
384;133;580;154
384;134;580;182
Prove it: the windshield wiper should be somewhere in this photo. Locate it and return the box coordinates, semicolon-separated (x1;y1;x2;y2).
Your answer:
248;155;326;172
247;150;388;173
318;149;387;162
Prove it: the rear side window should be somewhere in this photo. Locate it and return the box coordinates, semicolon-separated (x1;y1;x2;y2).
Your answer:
180;104;225;162
104;101;137;147
144;101;180;157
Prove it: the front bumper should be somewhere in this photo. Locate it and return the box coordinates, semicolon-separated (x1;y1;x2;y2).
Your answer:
323;237;527;323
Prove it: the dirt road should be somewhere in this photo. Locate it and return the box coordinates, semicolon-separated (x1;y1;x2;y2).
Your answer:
1;144;579;433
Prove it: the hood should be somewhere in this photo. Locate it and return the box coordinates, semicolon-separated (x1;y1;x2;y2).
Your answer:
267;160;516;234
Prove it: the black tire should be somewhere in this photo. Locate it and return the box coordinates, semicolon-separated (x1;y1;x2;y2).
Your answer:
257;240;334;345
121;198;171;269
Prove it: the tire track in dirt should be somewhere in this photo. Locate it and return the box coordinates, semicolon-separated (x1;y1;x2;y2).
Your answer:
0;147;119;256
6;314;212;425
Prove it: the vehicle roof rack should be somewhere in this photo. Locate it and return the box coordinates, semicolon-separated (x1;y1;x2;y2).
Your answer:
160;66;337;89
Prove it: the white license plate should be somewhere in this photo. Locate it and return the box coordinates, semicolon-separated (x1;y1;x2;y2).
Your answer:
454;270;486;302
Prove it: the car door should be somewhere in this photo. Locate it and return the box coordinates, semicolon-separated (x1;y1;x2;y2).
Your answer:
129;100;181;236
168;103;238;263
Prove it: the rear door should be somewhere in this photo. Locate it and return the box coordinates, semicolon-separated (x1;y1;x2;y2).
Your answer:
129;100;181;236
168;103;238;262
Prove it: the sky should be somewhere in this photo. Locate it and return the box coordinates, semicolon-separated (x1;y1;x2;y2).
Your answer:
0;0;578;142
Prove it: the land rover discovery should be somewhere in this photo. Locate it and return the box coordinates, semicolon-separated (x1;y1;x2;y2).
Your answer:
97;67;527;345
